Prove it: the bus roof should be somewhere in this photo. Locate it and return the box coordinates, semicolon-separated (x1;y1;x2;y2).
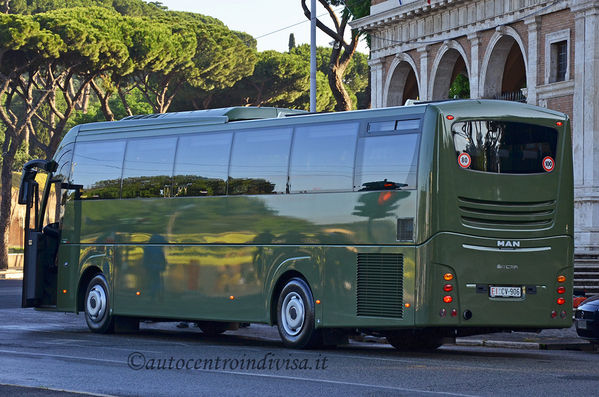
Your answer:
65;100;567;143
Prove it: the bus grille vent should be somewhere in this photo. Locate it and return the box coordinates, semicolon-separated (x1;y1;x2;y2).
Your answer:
458;197;556;231
356;253;403;318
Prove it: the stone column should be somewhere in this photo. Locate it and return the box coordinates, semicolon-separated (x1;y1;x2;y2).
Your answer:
572;1;599;254
524;16;540;105
417;46;429;101
369;58;384;108
467;33;481;99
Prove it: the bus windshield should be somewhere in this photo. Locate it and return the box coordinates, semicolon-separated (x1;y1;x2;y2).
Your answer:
452;120;558;174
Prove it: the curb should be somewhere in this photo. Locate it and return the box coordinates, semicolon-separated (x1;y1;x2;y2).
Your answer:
455;339;539;350
352;334;594;351
0;271;23;280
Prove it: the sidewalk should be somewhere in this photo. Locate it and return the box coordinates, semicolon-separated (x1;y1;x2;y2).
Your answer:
1;253;24;280
0;268;22;280
353;324;596;351
455;324;595;351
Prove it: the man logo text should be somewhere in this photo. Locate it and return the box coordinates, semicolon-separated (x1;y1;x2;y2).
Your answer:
497;240;520;248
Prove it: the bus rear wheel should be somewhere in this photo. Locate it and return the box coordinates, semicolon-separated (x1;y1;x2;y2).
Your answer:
386;330;443;351
276;278;320;349
84;274;114;334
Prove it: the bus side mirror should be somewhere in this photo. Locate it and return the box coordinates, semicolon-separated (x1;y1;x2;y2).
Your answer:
18;160;58;205
18;171;37;206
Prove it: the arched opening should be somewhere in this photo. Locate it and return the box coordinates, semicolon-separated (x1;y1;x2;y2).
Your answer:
483;36;527;102
385;61;420;106
431;49;470;100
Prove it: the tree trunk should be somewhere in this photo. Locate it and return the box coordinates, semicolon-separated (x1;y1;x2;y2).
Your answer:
0;164;12;270
329;64;352;111
90;80;115;121
0;141;19;270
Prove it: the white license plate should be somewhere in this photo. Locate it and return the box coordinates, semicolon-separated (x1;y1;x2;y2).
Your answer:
489;286;522;298
577;319;588;330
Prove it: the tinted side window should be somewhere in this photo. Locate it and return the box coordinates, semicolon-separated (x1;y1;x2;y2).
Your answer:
355;133;419;191
71;140;126;200
290;123;359;193
122;137;177;198
229;128;292;195
173;132;232;197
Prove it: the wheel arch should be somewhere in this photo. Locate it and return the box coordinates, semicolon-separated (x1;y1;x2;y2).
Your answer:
265;254;321;325
269;270;309;326
77;265;103;312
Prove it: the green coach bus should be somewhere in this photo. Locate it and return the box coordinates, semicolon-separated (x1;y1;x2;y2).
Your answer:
19;100;574;350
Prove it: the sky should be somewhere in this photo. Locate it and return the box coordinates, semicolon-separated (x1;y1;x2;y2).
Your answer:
158;0;368;53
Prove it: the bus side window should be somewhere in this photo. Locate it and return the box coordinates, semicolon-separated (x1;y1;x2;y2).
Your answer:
70;140;126;200
355;133;420;191
289;122;359;193
122;137;177;199
173;132;232;197
228;128;292;195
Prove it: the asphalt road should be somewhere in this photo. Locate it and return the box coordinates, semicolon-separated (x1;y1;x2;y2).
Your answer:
0;279;21;309
1;280;599;396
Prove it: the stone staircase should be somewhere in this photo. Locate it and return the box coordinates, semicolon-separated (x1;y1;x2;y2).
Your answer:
574;253;599;296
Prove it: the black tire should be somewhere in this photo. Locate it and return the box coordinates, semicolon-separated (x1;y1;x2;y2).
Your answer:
276;278;321;349
386;331;443;351
84;274;114;334
197;321;229;336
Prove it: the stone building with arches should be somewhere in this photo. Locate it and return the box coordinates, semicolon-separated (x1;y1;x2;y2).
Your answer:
353;0;599;289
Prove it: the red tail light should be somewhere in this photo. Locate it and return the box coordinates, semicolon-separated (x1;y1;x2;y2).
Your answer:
557;286;566;294
557;297;566;305
443;296;453;303
443;284;453;292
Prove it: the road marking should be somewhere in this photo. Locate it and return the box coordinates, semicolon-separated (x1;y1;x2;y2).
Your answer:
0;382;115;397
0;348;474;396
194;369;477;396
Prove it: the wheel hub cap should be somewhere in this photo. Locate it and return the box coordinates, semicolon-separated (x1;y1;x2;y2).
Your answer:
86;285;107;323
282;292;305;336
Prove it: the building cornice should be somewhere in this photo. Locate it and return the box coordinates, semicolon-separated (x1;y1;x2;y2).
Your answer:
353;0;572;59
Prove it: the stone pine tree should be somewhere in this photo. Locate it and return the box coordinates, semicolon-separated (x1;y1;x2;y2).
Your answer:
0;14;65;269
300;0;369;111
132;12;256;114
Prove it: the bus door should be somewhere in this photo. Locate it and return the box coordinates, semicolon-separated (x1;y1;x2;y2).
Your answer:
19;159;61;308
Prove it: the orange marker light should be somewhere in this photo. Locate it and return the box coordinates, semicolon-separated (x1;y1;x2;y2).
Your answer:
315;300;321;305
62;289;67;294
136;291;141;296
443;295;453;303
446;115;455;120
229;295;235;300
444;273;454;281
404;303;411;308
557;275;566;283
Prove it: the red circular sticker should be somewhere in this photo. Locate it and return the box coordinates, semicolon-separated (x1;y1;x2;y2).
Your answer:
542;156;555;172
458;153;471;169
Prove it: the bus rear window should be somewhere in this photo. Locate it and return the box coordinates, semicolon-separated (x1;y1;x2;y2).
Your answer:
451;120;558;174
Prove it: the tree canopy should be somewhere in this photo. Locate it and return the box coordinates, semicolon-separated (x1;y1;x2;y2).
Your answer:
0;0;373;269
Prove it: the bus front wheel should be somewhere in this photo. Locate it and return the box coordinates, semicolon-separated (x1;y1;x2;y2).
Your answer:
276;278;320;349
84;274;115;334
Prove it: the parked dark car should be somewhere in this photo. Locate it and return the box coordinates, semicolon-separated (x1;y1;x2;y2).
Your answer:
575;295;599;340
